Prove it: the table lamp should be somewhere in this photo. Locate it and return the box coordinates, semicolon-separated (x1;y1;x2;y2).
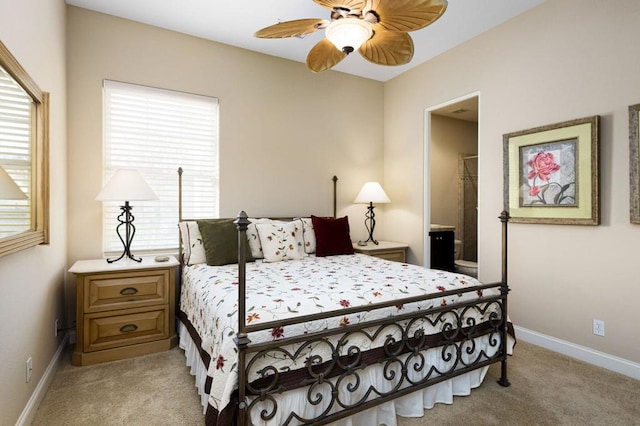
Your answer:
96;169;157;263
354;182;390;245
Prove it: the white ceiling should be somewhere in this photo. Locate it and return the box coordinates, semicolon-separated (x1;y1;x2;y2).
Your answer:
65;0;545;82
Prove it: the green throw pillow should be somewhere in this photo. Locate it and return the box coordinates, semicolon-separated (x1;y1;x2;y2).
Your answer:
196;219;253;266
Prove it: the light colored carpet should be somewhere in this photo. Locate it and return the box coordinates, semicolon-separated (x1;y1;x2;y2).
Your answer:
33;341;640;425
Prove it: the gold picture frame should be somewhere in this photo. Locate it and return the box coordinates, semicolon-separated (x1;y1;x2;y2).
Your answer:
503;116;600;225
630;104;640;224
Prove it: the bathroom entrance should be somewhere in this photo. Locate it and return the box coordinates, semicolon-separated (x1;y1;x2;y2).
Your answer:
424;94;479;276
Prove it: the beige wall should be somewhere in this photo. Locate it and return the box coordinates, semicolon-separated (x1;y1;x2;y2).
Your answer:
430;115;478;228
0;0;67;424
385;0;640;363
66;7;384;317
4;0;638;421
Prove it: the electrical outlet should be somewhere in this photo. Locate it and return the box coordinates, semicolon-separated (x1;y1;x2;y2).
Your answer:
593;319;605;336
26;357;33;383
55;319;59;337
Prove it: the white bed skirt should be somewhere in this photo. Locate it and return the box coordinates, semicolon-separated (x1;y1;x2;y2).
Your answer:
179;322;490;425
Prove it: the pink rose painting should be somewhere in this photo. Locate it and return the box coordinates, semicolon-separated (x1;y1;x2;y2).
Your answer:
520;140;577;206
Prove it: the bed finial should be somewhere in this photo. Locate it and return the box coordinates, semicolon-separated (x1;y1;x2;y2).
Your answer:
178;167;184;220
499;210;510;286
333;175;338;218
178;167;184;264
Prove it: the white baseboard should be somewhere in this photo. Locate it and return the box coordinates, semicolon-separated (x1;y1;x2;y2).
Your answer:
514;325;640;380
16;332;70;426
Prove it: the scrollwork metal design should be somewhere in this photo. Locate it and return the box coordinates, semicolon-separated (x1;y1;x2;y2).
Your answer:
242;293;508;425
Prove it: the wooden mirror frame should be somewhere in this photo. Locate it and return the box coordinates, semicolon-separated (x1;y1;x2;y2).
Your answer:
0;41;49;258
630;104;640;224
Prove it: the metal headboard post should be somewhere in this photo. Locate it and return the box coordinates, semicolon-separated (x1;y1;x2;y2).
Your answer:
498;210;511;387
332;175;338;218
234;211;251;426
177;167;183;265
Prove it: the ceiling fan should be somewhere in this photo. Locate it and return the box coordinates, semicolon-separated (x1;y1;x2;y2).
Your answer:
255;0;448;73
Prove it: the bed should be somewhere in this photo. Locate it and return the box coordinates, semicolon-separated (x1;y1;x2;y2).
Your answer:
176;169;514;426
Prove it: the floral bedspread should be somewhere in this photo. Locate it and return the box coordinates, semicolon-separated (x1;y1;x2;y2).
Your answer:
179;253;496;416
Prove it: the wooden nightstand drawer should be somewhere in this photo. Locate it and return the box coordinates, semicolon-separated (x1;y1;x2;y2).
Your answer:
84;269;169;313
84;306;168;352
70;256;179;366
373;251;406;263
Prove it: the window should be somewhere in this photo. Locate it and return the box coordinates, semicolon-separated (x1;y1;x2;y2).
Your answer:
102;80;218;255
0;41;49;258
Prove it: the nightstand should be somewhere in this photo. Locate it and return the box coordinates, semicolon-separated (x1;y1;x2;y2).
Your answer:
352;241;409;263
69;256;179;366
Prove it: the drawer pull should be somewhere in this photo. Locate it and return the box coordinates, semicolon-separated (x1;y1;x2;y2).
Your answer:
120;287;138;296
119;324;138;333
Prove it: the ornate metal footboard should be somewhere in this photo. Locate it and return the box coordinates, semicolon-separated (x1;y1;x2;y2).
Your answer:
233;211;512;426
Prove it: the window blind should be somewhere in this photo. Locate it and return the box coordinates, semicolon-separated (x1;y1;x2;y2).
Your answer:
0;66;32;238
102;80;219;254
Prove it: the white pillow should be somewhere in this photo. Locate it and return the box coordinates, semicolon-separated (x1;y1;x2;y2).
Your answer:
178;221;206;265
283;219;305;254
297;217;316;254
246;218;272;259
264;219;305;254
255;221;304;263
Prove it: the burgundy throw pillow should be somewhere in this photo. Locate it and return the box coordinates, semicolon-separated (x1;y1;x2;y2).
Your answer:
311;215;354;257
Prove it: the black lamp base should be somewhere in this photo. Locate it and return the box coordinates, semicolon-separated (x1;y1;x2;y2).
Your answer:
106;201;142;263
362;202;379;245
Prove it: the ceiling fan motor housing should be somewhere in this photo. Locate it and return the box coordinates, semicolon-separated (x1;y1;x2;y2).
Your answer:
324;17;373;53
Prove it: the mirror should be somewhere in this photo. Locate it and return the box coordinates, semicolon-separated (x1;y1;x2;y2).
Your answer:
0;41;49;257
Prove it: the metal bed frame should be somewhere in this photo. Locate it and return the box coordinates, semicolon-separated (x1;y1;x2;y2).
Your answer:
177;168;511;426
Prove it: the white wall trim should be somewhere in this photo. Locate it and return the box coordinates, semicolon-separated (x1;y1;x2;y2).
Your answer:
515;325;640;380
16;333;69;426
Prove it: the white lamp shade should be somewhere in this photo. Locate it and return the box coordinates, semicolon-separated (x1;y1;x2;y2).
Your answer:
95;169;158;201
0;165;27;200
325;18;373;52
354;182;390;204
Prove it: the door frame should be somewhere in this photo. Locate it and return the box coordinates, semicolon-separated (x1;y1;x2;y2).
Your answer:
423;91;481;268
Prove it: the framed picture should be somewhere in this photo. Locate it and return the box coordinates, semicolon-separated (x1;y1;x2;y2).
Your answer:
630;104;640;224
503;116;600;225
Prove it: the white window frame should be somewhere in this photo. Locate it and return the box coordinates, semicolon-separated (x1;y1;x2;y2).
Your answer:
102;80;219;255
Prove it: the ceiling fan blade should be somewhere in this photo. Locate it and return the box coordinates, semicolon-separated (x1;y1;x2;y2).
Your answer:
306;38;348;72
367;0;447;32
359;31;414;66
255;19;328;38
314;0;367;14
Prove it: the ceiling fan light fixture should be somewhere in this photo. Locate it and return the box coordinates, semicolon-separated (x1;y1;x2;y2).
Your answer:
325;18;372;54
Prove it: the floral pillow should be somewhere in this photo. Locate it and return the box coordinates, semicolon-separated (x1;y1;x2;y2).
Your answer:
297;217;316;254
255;221;304;263
178;221;206;265
246;218;273;259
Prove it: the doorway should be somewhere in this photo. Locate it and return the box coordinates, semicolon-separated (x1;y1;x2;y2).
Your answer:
424;94;479;271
